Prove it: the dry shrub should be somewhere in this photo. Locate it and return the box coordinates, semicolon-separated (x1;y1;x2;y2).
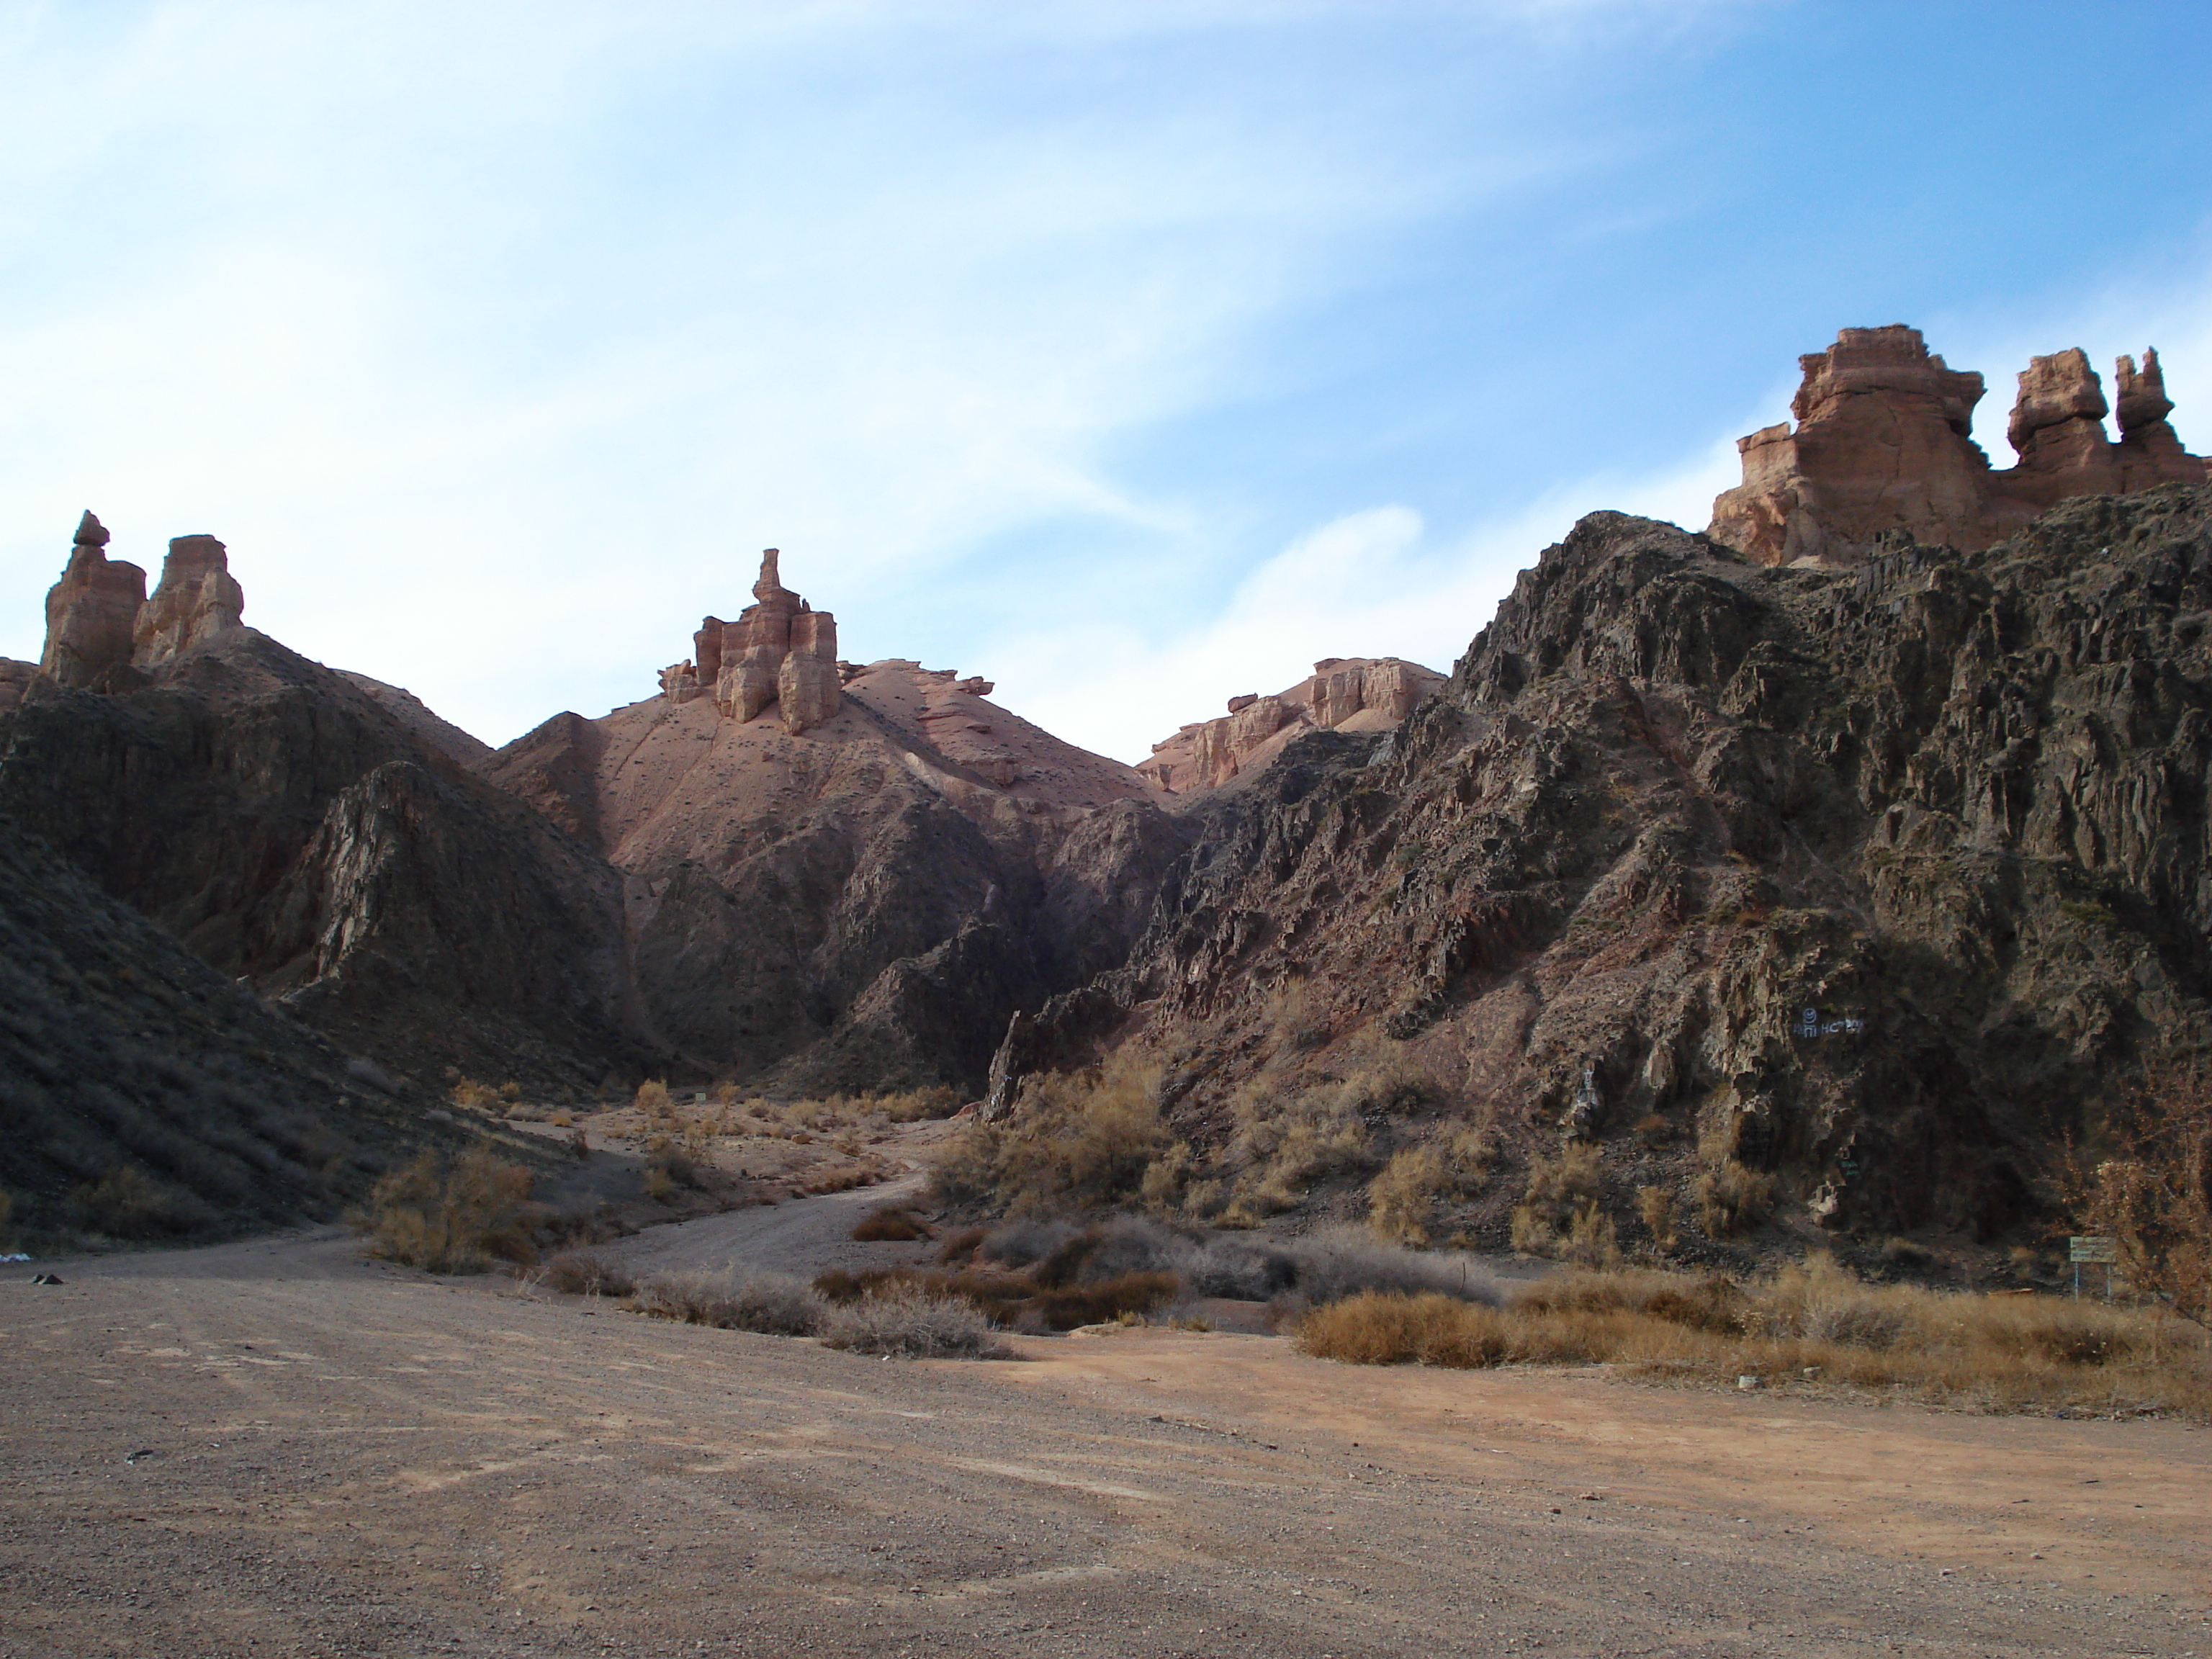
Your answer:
1292;1292;1508;1367
634;1079;672;1112
1295;1257;2210;1418
498;1082;524;1104
642;1166;677;1203
930;1057;1168;1215
935;1224;986;1264
1511;1143;1614;1262
1637;1184;1679;1253
812;1262;1177;1332
1695;1160;1775;1238
71;1164;218;1240
852;1205;932;1242
629;1269;824;1335
549;1111;575;1128
2061;1064;2211;1327
1368;1146;1449;1246
451;1078;498;1111
1218;1078;1375;1223
354;1146;536;1273
541;1249;635;1298
819;1285;1010;1358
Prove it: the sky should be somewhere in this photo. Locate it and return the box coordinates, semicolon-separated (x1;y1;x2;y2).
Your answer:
1;1;2208;763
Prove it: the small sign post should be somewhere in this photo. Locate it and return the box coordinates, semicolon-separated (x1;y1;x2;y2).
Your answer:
2069;1235;2117;1301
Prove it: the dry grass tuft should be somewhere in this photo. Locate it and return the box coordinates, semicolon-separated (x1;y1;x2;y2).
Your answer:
1511;1144;1617;1264
451;1077;499;1110
352;1146;537;1274
1637;1184;1679;1253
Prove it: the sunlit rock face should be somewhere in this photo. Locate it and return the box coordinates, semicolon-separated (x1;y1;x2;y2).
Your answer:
1138;657;1445;795
1709;325;2209;565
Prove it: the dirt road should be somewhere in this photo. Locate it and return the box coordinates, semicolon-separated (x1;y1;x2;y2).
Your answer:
4;1223;2206;1658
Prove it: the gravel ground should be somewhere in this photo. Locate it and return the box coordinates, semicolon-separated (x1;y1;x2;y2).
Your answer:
3;1226;2206;1658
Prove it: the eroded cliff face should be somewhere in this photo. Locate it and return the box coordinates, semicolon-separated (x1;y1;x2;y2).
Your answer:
1709;326;2208;565
1003;486;2212;1243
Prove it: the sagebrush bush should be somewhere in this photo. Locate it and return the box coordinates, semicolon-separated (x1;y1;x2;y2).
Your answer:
451;1077;499;1110
629;1269;824;1336
634;1079;672;1112
353;1146;537;1273
819;1286;1010;1359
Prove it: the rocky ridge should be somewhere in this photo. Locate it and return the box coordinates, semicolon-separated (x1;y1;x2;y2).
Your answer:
1709;326;2207;565
999;484;2212;1246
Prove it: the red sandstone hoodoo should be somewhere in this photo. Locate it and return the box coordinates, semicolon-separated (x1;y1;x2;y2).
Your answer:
1707;325;2207;565
657;549;845;735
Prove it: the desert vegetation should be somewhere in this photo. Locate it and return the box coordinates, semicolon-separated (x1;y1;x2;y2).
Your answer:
351;1146;626;1273
611;1265;1007;1357
1293;1256;2211;1419
2061;1064;2211;1330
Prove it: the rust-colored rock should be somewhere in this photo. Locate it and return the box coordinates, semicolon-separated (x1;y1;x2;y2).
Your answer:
1709;326;2210;564
39;512;147;688
1139;656;1444;793
135;534;246;667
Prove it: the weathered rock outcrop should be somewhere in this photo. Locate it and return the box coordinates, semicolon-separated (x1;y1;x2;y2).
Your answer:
1004;486;2212;1249
657;549;845;734
39;513;146;687
1139;656;1443;793
135;534;247;666
1709;326;2208;565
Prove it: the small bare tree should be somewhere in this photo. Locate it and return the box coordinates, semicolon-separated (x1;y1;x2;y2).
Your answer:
2062;1066;2212;1330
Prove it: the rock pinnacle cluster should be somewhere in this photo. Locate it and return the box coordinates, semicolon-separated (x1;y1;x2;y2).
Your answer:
1708;325;2208;565
38;512;246;686
657;549;845;735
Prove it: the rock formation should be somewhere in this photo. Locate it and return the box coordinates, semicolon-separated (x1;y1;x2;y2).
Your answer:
1001;486;2212;1248
37;514;256;685
134;534;246;666
1709;325;2208;564
1139;656;1443;793
656;549;845;734
39;512;147;687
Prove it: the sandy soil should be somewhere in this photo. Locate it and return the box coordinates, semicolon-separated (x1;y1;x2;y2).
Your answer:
5;1205;2208;1659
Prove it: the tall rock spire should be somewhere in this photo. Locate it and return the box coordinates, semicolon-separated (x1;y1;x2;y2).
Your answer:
39;511;147;687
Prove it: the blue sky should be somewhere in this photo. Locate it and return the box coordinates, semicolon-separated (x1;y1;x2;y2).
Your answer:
2;1;2208;761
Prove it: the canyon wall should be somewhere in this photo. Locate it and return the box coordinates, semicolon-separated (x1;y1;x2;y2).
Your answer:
1139;656;1444;793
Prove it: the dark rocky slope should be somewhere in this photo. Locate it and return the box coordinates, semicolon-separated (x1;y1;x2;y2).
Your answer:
999;485;2212;1244
0;812;474;1251
0;632;653;1093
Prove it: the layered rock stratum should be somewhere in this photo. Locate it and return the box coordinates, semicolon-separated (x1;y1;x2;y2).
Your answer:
1708;326;2207;565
